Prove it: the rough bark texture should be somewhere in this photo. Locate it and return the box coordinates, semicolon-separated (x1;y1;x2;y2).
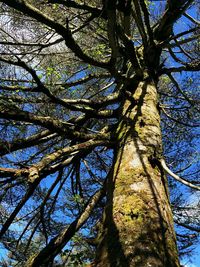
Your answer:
94;81;180;267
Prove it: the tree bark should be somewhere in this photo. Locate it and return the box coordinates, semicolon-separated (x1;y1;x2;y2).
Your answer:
94;80;180;267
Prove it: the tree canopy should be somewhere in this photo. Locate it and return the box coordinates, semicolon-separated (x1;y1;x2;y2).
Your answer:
0;0;200;266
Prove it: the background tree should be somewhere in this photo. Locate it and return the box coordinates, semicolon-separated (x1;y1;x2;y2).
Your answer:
0;0;199;266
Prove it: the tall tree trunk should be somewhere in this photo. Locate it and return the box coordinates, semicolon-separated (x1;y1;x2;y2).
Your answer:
94;80;180;267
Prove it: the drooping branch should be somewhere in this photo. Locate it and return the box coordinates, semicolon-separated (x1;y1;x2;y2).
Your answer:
0;181;41;239
16;170;64;248
160;159;200;191
161;107;200;127
183;12;200;25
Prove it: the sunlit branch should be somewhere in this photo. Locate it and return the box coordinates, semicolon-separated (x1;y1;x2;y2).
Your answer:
0;73;110;88
0;84;41;92
0;141;105;240
1;90;119;112
183;12;200;25
0;57;117;113
161;159;200;191
0;167;28;178
0;103;112;139
28;139;110;183
62;91;119;107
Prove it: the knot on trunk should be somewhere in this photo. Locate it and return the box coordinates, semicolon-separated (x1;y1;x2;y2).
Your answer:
28;167;39;183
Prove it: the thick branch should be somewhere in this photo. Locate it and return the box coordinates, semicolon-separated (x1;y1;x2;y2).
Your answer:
28;138;110;183
0;103;111;139
0;130;57;156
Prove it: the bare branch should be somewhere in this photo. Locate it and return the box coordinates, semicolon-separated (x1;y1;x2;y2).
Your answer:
183;12;200;25
161;159;200;191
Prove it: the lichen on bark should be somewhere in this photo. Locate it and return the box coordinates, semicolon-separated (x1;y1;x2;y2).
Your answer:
94;81;180;267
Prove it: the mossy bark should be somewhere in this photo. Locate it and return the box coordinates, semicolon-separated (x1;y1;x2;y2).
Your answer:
94;81;180;267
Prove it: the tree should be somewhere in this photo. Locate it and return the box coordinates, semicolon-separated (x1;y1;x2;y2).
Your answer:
0;0;200;266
